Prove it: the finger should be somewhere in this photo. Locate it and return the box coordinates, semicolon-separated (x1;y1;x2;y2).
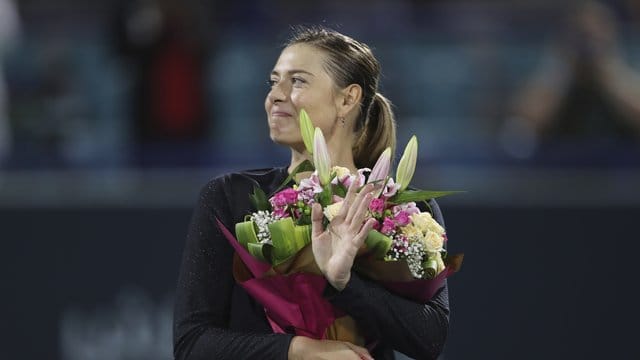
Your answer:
311;203;324;238
353;218;377;249
348;192;373;233
338;181;359;219
343;342;374;360
345;183;374;224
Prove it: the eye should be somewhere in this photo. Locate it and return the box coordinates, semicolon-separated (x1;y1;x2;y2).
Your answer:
292;77;307;86
267;78;277;87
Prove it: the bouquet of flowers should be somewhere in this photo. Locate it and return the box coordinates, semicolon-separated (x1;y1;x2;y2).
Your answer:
217;109;463;343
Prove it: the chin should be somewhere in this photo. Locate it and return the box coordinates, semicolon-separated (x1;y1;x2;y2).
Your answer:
270;133;303;150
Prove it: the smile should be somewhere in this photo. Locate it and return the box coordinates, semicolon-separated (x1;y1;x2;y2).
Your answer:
271;112;293;118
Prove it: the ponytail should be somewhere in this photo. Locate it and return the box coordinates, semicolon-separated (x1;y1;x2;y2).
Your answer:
353;93;397;169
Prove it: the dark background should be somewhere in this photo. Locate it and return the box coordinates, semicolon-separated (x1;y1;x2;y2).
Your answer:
1;0;639;359
3;204;638;359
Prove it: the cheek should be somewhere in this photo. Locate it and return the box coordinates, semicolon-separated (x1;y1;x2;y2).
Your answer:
265;93;272;112
289;91;306;110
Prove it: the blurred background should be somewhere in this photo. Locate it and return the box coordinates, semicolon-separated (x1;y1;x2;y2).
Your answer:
1;0;639;359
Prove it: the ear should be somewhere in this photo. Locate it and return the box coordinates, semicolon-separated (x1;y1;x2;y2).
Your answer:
336;84;362;118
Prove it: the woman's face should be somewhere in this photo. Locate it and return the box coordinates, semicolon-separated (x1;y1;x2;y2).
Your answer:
265;43;342;151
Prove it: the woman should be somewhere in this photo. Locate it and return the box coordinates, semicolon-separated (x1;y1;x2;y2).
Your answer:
173;27;450;360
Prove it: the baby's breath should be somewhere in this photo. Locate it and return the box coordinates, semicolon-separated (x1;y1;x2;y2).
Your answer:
386;233;428;278
250;210;277;244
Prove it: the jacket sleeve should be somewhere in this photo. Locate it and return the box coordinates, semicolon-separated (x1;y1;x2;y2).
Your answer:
173;178;294;360
325;199;450;360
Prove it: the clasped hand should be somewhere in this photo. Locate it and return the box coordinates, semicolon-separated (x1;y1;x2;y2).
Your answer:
311;182;379;291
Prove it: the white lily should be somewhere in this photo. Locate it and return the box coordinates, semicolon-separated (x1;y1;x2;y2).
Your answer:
395;135;418;192
367;147;391;185
313;127;332;185
299;109;314;155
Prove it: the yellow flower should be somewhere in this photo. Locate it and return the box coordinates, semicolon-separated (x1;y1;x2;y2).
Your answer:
427;219;445;236
399;224;422;239
410;212;444;235
423;231;444;252
410;212;430;233
323;201;343;221
331;166;351;179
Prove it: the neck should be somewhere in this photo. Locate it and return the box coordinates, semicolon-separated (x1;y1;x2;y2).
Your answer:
288;136;357;175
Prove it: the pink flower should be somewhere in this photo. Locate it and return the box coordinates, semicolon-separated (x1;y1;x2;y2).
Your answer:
392;202;420;216
334;168;369;188
394;211;411;226
273;207;290;219
372;221;381;231
353;168;370;187
270;188;299;208
382;178;400;198
369;198;385;214
298;173;323;194
298;188;316;205
381;217;396;235
368;148;391;185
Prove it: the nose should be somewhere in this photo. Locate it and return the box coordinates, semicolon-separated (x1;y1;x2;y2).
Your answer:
267;81;288;104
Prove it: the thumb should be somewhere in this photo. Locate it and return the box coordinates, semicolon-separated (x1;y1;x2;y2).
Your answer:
311;202;324;238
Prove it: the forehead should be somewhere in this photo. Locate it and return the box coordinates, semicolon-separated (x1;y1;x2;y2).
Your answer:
272;43;328;74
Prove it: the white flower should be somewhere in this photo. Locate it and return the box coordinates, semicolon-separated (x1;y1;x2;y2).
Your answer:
323;201;343;221
423;231;444;252
399;224;422;239
411;212;445;236
298;173;323;194
250;210;277;244
331;166;351;179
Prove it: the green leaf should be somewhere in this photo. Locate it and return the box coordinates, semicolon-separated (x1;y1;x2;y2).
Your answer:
235;220;259;248
318;183;333;207
293;224;312;250
249;186;270;211
269;217;309;265
389;190;463;204
422;257;438;279
364;230;393;259
247;242;272;262
334;184;347;198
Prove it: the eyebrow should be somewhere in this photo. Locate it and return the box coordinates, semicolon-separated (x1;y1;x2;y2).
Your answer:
270;69;315;77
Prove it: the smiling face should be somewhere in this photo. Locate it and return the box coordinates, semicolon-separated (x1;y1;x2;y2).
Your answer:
265;43;342;152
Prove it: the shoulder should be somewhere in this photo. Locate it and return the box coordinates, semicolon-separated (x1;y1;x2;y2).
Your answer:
201;167;287;195
196;167;287;216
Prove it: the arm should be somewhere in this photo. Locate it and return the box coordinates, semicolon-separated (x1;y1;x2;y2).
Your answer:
326;273;449;360
173;178;293;360
325;199;450;360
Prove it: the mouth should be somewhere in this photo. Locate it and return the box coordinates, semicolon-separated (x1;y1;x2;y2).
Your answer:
271;111;293;118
